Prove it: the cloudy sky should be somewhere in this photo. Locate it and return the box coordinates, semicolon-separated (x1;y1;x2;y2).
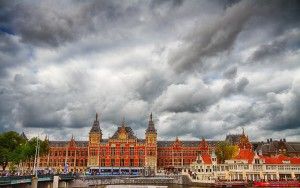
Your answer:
0;0;300;141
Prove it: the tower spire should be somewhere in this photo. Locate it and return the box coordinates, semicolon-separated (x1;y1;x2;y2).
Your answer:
146;113;156;133
89;112;102;134
121;117;125;128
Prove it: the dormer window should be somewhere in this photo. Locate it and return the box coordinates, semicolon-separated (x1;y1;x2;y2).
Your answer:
197;159;202;164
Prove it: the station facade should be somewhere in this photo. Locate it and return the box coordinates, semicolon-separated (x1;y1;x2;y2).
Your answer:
37;113;213;174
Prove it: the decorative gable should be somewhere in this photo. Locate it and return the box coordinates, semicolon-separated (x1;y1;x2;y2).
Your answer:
173;137;182;148
118;127;128;140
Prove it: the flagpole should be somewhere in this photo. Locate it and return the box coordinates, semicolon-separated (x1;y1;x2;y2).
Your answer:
36;134;40;177
33;136;38;176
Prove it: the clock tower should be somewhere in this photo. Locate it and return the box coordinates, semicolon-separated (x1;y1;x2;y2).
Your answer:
145;113;157;175
88;113;102;167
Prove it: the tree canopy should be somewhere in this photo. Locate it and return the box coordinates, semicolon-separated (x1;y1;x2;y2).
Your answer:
0;131;49;171
215;141;239;163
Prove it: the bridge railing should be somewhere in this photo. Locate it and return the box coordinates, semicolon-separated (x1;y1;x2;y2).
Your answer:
59;174;77;180
0;174;76;185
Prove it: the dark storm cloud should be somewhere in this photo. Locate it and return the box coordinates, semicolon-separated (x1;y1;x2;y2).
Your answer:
0;34;31;77
251;41;287;62
250;29;300;62
8;0;144;47
253;0;300;34
0;0;300;141
154;80;218;113
154;75;249;114
168;0;253;72
150;0;184;9
264;80;300;131
158;112;224;139
222;77;249;97
223;66;237;79
236;77;249;92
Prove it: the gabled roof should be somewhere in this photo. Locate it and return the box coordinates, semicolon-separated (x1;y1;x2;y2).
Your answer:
262;154;300;164
201;153;212;164
226;134;242;145
157;140;217;148
257;140;300;155
235;149;255;164
49;141;88;147
199;138;209;150
111;126;137;139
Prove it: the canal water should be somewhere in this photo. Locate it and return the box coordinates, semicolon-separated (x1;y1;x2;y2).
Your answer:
94;185;210;188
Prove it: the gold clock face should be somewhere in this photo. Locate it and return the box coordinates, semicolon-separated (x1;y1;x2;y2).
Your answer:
118;127;127;140
119;132;127;140
90;136;98;143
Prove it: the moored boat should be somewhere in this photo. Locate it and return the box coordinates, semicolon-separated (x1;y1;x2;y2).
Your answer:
214;180;247;187
254;180;300;187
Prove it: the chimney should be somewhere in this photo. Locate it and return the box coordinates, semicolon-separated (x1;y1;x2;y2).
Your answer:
283;138;286;142
270;138;272;142
267;139;269;143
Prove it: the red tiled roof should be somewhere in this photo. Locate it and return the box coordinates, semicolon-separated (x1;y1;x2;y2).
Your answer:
199;138;209;150
201;153;212;164
290;157;300;164
262;154;300;164
264;155;286;164
234;149;254;164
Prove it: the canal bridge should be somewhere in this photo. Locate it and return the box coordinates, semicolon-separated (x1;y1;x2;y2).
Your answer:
0;174;75;187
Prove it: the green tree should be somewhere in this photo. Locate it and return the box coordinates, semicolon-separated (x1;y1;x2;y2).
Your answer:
0;131;49;171
16;137;49;172
26;137;49;160
0;131;26;170
215;141;239;163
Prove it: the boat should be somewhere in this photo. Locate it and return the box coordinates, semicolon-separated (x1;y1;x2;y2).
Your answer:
214;180;247;187
106;186;168;188
254;180;300;187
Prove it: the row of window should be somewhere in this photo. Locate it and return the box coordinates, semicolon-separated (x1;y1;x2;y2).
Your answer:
225;165;300;171
90;148;145;156
157;159;192;166
228;165;250;170
50;150;87;157
158;151;207;156
193;165;227;172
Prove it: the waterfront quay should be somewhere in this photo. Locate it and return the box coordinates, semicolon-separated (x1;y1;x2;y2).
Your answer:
0;174;209;188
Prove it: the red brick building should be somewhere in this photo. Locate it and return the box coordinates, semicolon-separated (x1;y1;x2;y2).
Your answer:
36;113;214;174
157;137;211;170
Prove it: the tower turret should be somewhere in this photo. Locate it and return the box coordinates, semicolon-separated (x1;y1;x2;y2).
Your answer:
145;113;157;174
146;113;156;134
238;128;252;150
89;113;102;143
88;113;102;167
